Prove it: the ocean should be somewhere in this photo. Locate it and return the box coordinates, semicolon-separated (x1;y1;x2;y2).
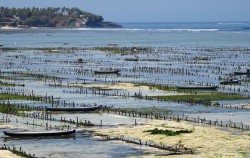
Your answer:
1;22;250;47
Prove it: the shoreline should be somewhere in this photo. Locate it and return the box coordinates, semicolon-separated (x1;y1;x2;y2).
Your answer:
0;26;121;31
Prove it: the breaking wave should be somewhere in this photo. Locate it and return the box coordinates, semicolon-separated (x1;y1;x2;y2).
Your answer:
62;28;219;32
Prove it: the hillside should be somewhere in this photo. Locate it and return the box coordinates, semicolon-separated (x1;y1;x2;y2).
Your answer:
0;7;122;28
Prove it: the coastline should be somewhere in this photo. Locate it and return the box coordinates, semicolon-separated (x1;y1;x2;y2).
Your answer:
0;20;122;31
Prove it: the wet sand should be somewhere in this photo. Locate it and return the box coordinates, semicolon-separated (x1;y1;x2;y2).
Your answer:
0;124;28;158
0;26;22;30
94;119;250;158
69;82;140;90
0;150;22;158
240;103;250;109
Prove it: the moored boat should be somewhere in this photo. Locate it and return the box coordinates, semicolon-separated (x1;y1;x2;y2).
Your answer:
193;57;209;60
45;105;102;112
94;69;120;74
234;69;250;75
176;85;218;90
3;129;76;137
219;79;240;85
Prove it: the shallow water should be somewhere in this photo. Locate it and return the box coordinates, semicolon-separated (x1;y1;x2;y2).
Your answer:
186;112;250;126
1;132;162;158
1;23;250;157
0;113;170;157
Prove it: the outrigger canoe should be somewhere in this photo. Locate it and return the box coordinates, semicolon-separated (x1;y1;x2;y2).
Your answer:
45;105;102;112
3;129;76;137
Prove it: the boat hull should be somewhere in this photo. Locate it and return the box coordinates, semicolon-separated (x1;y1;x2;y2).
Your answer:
176;85;218;90
45;106;102;112
219;80;240;85
234;72;250;75
94;70;120;74
3;129;76;137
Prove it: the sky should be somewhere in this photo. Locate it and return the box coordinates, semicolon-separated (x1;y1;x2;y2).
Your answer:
1;0;250;23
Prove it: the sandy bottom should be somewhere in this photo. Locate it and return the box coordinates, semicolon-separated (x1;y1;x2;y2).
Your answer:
66;82;179;96
0;150;22;158
69;82;147;90
94;119;250;158
0;124;29;130
0;123;29;158
0;26;22;30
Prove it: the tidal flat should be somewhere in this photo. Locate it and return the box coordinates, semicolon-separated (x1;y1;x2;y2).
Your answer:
1;28;250;157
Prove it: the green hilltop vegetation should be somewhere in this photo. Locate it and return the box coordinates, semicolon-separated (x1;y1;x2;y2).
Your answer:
0;7;122;28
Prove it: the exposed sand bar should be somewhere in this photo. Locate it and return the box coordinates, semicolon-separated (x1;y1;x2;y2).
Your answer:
0;150;22;158
240;103;250;109
0;26;22;30
94;119;250;158
70;82;140;90
57;82;180;96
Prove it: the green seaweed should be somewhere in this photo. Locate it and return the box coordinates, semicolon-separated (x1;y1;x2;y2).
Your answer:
113;107;171;116
144;128;192;136
149;93;250;106
0;93;40;101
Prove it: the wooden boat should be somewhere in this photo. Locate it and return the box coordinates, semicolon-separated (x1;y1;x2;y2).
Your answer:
234;71;250;75
176;85;218;90
94;69;120;74
193;57;209;60
219;79;240;85
45;105;102;112
125;56;139;61
3;134;76;141
3;129;76;137
125;58;139;61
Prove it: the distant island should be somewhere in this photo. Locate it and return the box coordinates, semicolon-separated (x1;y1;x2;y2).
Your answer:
0;7;122;29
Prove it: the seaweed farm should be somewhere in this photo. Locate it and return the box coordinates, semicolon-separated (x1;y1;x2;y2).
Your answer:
0;28;250;157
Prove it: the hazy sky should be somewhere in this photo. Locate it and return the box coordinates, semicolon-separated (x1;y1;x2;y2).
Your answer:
1;0;250;22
